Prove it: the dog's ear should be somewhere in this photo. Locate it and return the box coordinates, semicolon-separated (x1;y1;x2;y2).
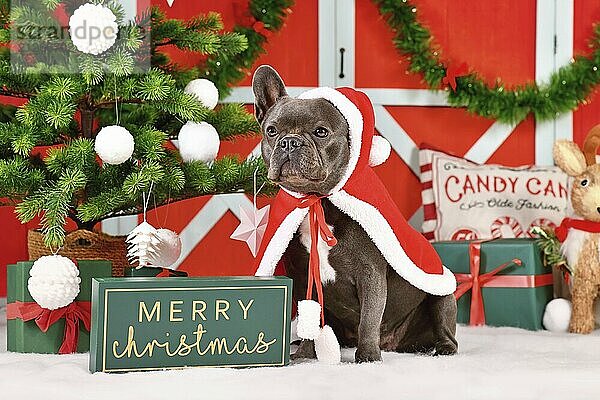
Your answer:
252;65;287;124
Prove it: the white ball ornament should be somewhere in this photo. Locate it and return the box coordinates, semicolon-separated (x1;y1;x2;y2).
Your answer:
69;3;119;55
543;298;572;332
178;121;220;163
184;79;219;110
27;255;81;310
95;125;135;165
148;229;182;268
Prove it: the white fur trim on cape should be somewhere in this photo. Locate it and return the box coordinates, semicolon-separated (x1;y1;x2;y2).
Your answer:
328;190;456;296
255;207;308;277
255;190;456;296
369;135;391;167
298;87;363;193
299;216;336;284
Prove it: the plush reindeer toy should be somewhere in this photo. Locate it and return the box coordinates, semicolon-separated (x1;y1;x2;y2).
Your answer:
553;124;600;334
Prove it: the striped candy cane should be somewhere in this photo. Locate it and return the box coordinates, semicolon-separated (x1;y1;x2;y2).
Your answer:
490;216;525;238
527;218;557;237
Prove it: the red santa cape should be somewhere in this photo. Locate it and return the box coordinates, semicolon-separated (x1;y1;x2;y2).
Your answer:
253;87;456;296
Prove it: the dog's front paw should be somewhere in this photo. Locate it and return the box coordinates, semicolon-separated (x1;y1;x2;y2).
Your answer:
355;344;382;363
434;341;458;356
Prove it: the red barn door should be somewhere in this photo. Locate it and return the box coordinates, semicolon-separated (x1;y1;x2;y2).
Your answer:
1;0;599;295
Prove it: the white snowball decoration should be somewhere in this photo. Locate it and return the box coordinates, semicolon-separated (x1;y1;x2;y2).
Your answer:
178;121;220;163
95;125;135;165
184;79;219;110
314;325;341;364
296;300;322;340
368;135;392;167
69;3;119;55
543;298;572;332
27;255;81;310
148;228;182;268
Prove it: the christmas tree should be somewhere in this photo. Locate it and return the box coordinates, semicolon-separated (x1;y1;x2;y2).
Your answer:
0;0;272;248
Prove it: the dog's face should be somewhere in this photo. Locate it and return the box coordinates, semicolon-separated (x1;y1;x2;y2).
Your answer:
252;66;350;195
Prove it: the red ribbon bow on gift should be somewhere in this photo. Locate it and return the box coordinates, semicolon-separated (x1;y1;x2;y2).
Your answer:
454;241;522;326
454;240;555;326
298;195;337;326
442;62;469;91
7;301;91;354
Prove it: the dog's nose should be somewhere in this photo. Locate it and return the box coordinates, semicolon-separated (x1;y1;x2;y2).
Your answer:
597;206;600;214
279;136;303;153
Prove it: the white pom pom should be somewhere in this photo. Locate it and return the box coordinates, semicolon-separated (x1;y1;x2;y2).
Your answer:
69;3;118;55
368;135;391;167
543;298;572;332
296;300;321;340
184;79;219;110
315;325;341;364
148;229;182;268
95;125;135;165
178;121;220;163
27;255;81;310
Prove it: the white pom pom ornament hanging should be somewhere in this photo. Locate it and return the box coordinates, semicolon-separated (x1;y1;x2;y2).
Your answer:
184;79;219;110
314;325;341;364
148;228;182;268
178;121;220;163
296;299;341;364
69;3;119;55
95;125;135;165
27;255;81;310
296;300;322;340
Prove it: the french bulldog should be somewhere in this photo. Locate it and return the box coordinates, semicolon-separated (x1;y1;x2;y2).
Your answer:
252;65;458;363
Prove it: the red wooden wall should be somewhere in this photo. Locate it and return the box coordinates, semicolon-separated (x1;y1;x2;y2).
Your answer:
1;0;598;296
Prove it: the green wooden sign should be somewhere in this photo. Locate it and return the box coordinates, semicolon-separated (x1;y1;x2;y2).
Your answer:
89;276;293;373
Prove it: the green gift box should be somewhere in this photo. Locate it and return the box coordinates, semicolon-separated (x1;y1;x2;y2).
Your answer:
6;260;112;353
89;276;293;372
433;239;553;330
124;266;188;277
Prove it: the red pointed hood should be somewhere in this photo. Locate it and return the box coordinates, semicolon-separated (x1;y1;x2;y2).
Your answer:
253;87;456;296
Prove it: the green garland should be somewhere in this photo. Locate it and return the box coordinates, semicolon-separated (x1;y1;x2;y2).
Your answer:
375;0;600;124
204;0;599;124
204;0;294;98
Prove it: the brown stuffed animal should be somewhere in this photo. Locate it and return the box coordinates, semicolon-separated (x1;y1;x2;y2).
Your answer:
553;124;600;334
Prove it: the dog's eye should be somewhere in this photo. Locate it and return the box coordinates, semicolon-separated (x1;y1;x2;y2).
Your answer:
581;179;589;187
313;127;328;138
265;126;277;137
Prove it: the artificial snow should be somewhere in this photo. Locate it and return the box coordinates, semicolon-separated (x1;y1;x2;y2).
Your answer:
1;302;600;400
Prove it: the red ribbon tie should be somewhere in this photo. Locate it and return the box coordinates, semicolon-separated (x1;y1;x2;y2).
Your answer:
298;195;337;326
7;301;91;354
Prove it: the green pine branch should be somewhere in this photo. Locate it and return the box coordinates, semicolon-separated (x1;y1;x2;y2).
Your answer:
0;4;276;248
